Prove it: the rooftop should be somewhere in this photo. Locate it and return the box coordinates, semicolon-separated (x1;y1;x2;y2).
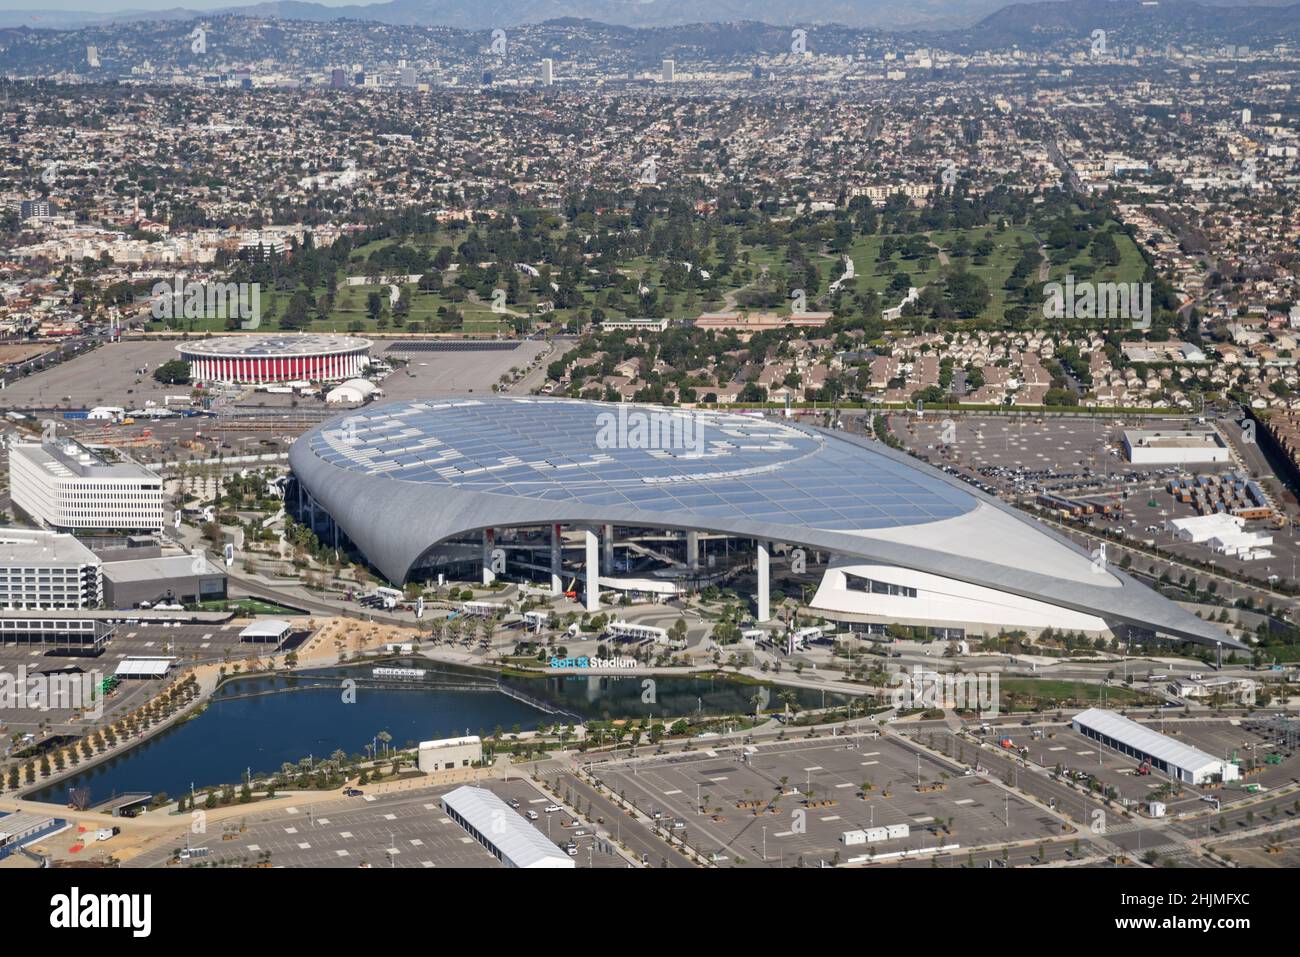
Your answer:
103;554;224;583
305;397;975;531
441;785;574;869
1074;708;1225;772
178;334;372;357
238;619;292;639
12;441;160;483
0;528;99;566
1123;429;1227;450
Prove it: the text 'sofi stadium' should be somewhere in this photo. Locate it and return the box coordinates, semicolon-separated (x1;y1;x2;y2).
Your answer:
289;396;1239;649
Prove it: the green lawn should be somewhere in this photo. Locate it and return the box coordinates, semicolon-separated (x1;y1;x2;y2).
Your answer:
997;678;1158;709
193;598;306;616
143;219;1148;335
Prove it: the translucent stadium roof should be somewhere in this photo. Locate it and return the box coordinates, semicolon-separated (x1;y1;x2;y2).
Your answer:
306;398;976;532
290;396;1239;649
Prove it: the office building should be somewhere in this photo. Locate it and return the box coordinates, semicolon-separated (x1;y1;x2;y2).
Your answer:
10;441;165;532
0;528;102;609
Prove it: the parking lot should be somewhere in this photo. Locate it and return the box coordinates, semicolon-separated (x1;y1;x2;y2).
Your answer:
590;732;1065;867
1002;716;1300;813
896;412;1299;590
0;618;289;739
127;777;626;869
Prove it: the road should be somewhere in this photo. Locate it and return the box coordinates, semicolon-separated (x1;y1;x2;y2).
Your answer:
529;757;696;868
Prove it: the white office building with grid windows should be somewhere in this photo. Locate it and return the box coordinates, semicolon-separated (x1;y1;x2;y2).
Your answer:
9;441;165;531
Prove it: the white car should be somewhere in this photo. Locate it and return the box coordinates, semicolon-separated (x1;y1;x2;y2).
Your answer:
525;810;539;820
544;804;563;813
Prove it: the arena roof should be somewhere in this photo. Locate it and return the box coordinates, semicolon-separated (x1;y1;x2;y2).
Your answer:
290;397;1240;649
304;398;975;528
177;335;371;357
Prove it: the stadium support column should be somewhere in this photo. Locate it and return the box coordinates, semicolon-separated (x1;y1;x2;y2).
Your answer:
687;530;699;571
757;540;771;623
551;524;563;596
482;528;495;585
602;524;614;573
584;528;599;612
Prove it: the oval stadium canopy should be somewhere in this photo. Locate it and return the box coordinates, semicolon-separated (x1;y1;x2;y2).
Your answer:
289;396;1239;649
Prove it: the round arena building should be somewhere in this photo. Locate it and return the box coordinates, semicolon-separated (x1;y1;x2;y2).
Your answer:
178;334;372;384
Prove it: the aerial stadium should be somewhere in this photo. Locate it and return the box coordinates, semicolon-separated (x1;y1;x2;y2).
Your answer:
178;334;372;384
288;396;1240;650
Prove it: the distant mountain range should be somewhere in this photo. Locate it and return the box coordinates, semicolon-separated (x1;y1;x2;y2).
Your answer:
3;0;1300;47
956;0;1300;48
5;0;1297;32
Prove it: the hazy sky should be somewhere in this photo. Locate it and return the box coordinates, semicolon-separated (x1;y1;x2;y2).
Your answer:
0;0;382;10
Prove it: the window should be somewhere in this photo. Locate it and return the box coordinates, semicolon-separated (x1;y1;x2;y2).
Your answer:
845;573;916;598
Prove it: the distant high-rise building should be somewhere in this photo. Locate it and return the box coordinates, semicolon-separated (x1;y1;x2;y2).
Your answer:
20;199;53;221
752;65;765;81
354;71;366;86
1241;108;1252;126
331;68;347;88
662;59;675;83
86;45;100;68
541;58;554;86
400;67;417;87
482;70;494;86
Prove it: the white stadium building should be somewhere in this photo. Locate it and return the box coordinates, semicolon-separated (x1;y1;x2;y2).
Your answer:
288;397;1241;650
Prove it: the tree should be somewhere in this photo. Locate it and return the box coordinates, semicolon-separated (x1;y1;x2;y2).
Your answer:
153;359;191;385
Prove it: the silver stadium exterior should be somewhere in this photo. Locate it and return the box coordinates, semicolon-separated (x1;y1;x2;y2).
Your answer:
288;396;1239;650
